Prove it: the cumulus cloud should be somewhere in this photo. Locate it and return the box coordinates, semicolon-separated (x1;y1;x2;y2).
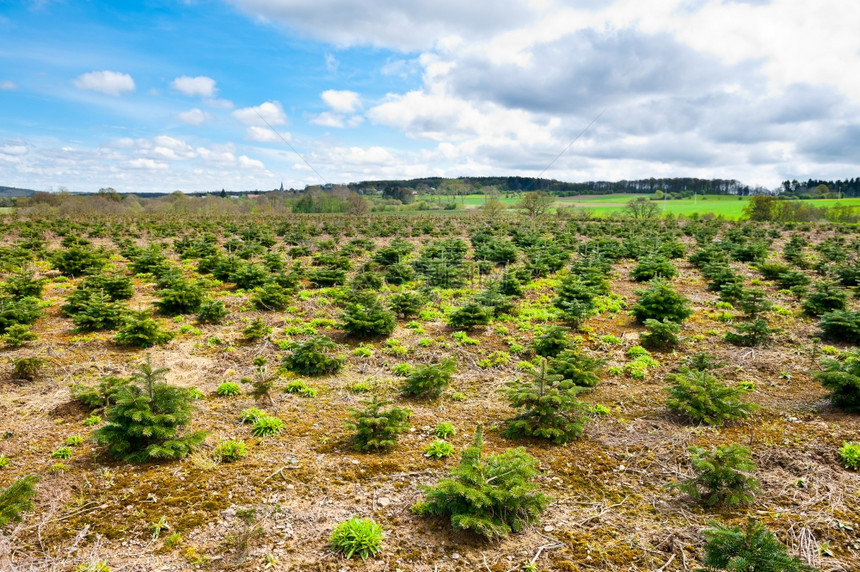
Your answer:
321;89;360;113
226;0;540;50
238;155;265;169
172;75;217;97
232;101;287;126
73;70;135;96
245;126;291;142
128;158;168;170
177;108;209;125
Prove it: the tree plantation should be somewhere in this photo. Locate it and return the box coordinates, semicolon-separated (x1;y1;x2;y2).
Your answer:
0;208;857;571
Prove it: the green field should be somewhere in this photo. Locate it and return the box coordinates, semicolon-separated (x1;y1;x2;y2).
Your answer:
452;193;860;219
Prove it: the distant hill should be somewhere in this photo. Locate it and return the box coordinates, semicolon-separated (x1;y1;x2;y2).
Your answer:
0;186;36;198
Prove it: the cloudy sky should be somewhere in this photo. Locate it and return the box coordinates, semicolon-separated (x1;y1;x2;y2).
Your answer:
0;0;858;193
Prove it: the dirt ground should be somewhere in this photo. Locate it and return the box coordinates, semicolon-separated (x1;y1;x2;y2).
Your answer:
0;215;858;571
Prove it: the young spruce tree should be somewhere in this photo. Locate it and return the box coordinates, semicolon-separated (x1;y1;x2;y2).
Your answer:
503;358;587;444
94;357;205;462
412;426;550;540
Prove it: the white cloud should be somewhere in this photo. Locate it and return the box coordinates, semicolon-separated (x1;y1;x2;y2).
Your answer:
310;112;345;128
245;126;291;142
177;108;209;125
0;144;27;156
0;80;17;90
324;53;339;73
171;75;217;97
227;0;541;51
128;158;168;170
232;101;287;126
238;155;265;169
73;70;135;96
321;89;360;113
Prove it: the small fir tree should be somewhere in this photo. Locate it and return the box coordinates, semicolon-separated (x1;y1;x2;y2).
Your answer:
819;309;860;344
281;335;344;376
401;358;456;398
802;282;847;316
666;368;758;425
94;358;205;462
346;396;412;451
814;350;860;411
115;310;174;347
412;426;550;540
532;325;571;358
503;358;588;444
546;348;603;388
0;475;39;527
388;291;426;318
640;318;682;350
631;281;692;324
698;519;817;572
340;291;396;337
674;444;759;507
447;301;493;330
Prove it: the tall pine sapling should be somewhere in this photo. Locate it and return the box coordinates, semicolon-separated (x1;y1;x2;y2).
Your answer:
412;426;550;540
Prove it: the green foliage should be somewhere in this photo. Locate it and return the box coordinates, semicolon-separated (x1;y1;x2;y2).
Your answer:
12;356;44;381
251;415;285;437
532;325;570;357
213;439;248;462
724;318;778;347
51;244;109;277
630;281;692;324
435;422;456;438
4;323;38;347
216;382;242;397
448;301;493;330
631;256;677;282
818;309;860;344
401;358;456;399
52;446;73;459
242;316;272;341
0;474;39;527
94;359;205;462
838;441;860;470
425;440;455;459
546;348;603;388
239;407;266;424
340;291;396;338
666;368;758;425
196;298;228;324
66;435;84;446
735;288;773;319
674;444;759;507
553;274;598;327
698;519;816;572
155;278;206;315
802;282;846;316
71;376;130;411
66;290;127;332
0;295;42;335
251;282;292;311
346;396;412;451
814;351;860;411
640;318;681;350
412;426;550;540
281;335;344;376
0;455;9;468
2;267;46;299
330;517;384;560
284;379;317;397
114;310;175;347
503;358;587;444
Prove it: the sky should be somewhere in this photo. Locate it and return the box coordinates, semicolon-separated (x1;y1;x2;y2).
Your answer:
0;0;859;194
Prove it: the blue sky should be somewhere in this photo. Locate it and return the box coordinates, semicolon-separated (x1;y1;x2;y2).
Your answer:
1;0;859;193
